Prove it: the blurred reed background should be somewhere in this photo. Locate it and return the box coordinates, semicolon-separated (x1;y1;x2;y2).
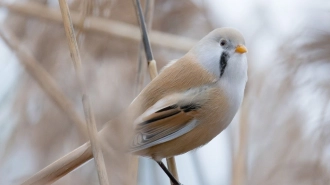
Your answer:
0;0;330;185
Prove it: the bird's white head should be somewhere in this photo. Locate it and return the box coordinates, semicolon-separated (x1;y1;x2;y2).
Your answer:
189;27;248;84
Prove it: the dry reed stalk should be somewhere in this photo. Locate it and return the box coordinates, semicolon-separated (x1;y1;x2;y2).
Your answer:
0;1;197;51
0;24;88;139
231;99;249;185
82;96;109;185
166;157;179;184
75;0;92;40
132;0;179;183
58;0;109;184
21;137;95;184
135;0;154;94
130;0;156;184
7;1;188;183
129;0;155;184
22;142;92;185
132;0;157;74
0;22;94;185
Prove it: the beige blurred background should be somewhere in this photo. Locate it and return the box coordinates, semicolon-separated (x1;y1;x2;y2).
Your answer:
0;0;330;185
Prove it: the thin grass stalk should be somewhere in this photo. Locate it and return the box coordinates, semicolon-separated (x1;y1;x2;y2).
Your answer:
7;0;184;183
0;24;88;139
58;0;109;184
131;0;156;184
135;0;154;95
0;1;197;51
75;0;92;40
22;143;92;185
166;157;179;184
0;19;93;182
231;99;249;185
132;0;179;183
0;24;94;185
82;96;110;185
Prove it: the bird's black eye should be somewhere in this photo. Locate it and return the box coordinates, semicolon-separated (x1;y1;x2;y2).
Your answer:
220;40;227;46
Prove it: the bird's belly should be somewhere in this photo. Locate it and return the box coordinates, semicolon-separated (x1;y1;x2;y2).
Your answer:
137;87;239;160
141;114;232;160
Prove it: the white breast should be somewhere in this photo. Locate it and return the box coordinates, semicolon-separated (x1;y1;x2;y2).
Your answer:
218;54;248;116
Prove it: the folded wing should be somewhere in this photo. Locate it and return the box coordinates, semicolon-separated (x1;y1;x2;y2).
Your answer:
130;92;205;152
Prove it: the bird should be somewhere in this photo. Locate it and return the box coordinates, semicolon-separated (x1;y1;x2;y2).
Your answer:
121;27;248;185
22;27;247;185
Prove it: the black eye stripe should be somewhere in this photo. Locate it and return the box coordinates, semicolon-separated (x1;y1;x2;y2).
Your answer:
219;52;229;77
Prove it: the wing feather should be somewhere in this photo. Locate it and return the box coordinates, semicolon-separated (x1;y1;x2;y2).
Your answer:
130;93;204;152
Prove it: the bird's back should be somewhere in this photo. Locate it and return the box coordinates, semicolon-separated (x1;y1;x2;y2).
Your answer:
128;53;218;119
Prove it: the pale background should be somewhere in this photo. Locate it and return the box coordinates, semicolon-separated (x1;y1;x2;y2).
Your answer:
0;0;330;185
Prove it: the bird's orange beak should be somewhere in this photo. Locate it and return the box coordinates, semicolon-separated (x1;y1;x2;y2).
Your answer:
235;45;248;54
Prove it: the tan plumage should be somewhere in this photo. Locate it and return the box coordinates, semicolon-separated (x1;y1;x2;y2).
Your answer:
100;27;249;185
132;85;230;160
127;55;229;160
22;28;248;185
116;28;248;163
129;53;216;116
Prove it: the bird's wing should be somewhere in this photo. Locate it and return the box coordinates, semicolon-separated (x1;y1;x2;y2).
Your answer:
130;89;207;152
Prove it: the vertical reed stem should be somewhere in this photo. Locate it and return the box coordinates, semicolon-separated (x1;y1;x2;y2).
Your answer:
58;0;109;184
132;0;179;184
232;99;249;185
